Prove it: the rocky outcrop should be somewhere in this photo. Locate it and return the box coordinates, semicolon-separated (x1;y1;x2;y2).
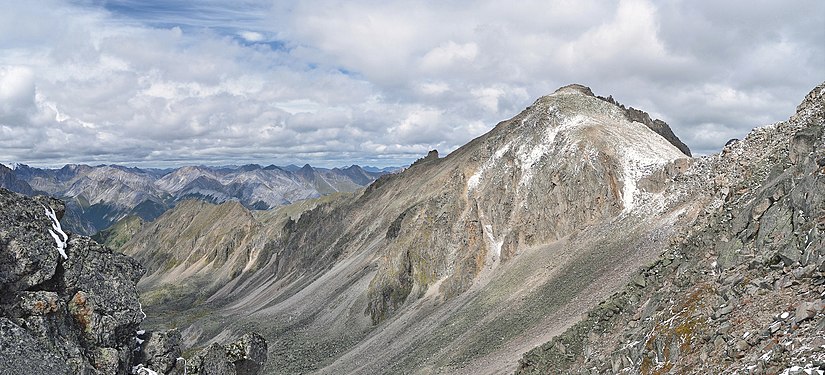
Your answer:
0;188;269;375
136;329;184;374
517;82;824;374
0;188;145;373
185;333;268;375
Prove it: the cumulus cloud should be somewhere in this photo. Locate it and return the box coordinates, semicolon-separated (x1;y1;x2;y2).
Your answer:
0;0;822;167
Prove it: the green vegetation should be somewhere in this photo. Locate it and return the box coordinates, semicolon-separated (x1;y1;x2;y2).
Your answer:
91;215;144;250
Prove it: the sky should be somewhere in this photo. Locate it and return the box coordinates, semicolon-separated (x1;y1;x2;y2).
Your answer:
0;0;822;168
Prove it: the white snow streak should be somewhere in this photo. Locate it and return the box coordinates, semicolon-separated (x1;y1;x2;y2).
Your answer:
467;144;510;191
43;205;68;259
131;365;160;375
516;114;584;186
483;224;504;258
607;121;686;212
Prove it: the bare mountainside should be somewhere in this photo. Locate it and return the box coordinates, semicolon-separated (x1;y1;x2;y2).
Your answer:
116;83;724;374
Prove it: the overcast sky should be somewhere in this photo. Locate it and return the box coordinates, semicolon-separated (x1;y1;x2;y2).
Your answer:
0;0;822;168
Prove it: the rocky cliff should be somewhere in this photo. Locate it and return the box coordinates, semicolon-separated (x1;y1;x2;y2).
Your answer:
0;188;268;374
0;188;145;373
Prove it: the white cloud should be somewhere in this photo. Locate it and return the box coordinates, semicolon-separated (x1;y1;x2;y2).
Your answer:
0;66;37;124
0;0;822;168
416;81;450;96
239;30;264;42
420;42;479;72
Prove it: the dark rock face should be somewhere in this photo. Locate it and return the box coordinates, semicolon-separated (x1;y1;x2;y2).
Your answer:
137;329;184;374
0;188;269;374
0;163;36;195
0;317;68;374
0;188;145;374
186;333;268;375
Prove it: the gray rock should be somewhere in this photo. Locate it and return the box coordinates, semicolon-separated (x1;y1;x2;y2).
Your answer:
794;300;824;324
631;274;646;288
716;238;744;269
139;329;183;374
225;333;268;375
0;188;147;374
187;333;268;375
715;304;735;318
0;317;68;375
0;190;63;294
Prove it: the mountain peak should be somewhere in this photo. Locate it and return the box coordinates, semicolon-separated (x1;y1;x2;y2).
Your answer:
552;83;595;97
595;93;692;156
532;84;691;157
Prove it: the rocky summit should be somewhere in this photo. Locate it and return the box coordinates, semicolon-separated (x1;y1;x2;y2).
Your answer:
0;188;268;375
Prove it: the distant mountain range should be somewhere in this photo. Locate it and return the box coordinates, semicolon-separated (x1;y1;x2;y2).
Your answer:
0;162;397;235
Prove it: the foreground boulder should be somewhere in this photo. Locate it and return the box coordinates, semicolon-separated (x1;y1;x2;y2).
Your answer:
0;188;145;373
0;188;268;374
186;333;268;375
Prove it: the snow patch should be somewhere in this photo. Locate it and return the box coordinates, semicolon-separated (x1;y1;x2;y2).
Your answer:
608;121;687;212
779;365;825;375
516;114;584;186
467;144;510;191
43;205;68;259
132;365;159;375
483;224;504;258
